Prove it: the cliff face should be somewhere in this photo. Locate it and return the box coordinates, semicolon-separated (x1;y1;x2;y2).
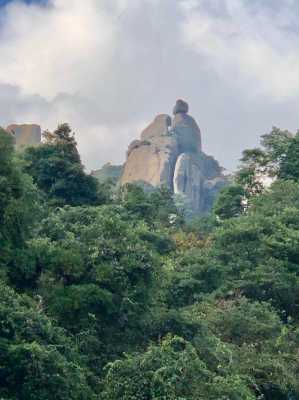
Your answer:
121;100;227;214
6;124;41;149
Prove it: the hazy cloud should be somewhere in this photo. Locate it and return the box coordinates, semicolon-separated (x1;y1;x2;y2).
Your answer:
1;0;299;171
180;0;299;98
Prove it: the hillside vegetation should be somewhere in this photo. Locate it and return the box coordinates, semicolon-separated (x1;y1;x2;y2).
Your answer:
0;124;298;399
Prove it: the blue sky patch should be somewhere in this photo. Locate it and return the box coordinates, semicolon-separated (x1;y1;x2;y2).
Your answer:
0;0;47;6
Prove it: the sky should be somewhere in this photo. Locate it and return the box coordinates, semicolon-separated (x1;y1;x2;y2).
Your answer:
0;0;299;172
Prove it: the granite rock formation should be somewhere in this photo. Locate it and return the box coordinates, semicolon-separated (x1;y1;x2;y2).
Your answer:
6;124;41;149
121;99;227;214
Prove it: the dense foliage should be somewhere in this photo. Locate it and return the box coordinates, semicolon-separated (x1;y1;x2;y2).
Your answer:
23;124;105;206
0;125;298;399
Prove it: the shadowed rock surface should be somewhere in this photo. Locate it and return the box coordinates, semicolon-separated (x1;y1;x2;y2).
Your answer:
6;124;41;149
173;152;226;213
172;112;202;152
121;100;227;214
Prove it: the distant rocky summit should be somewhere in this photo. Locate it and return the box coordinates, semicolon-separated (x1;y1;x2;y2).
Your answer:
6;124;41;149
121;100;227;214
91;163;123;183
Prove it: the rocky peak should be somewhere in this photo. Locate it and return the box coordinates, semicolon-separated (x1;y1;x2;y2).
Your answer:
121;100;227;214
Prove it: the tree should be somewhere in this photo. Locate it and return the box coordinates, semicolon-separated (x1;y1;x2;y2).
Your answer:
194;180;299;322
102;335;255;400
0;128;23;258
190;298;299;399
236;127;297;193
1;120;299;400
23;124;103;206
279;132;299;181
0;128;40;284
213;184;246;220
26;204;169;371
119;184;181;227
0;280;97;400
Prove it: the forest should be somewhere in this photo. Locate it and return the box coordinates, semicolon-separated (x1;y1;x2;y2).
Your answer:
0;123;299;399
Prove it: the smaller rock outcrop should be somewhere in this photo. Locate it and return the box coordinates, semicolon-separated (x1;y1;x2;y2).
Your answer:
6;124;41;149
141;114;171;141
91;163;123;184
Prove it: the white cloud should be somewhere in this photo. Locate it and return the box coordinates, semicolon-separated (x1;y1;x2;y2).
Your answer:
0;0;120;97
180;0;299;99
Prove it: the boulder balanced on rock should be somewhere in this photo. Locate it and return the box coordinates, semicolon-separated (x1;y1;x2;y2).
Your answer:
173;99;189;114
121;100;227;214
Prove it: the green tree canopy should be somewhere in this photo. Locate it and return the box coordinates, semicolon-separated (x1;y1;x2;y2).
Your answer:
23;124;103;206
213;183;246;220
0;280;97;400
1;121;299;400
0;128;40;282
102;335;255;400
